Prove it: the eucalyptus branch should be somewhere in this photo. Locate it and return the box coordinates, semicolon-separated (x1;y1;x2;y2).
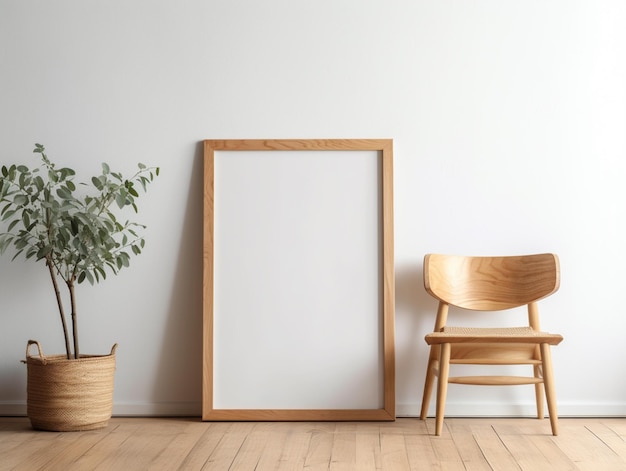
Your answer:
0;144;159;357
67;279;79;359
45;254;72;359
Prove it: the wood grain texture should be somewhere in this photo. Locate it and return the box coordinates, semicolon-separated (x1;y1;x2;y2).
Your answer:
424;253;559;311
2;417;626;470
205;139;393;152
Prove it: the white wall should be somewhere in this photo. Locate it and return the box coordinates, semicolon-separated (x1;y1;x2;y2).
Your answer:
1;0;625;417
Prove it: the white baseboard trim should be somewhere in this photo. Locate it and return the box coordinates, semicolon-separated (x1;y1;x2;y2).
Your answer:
397;402;626;418
2;402;625;418
0;402;202;418
112;402;202;417
0;403;26;416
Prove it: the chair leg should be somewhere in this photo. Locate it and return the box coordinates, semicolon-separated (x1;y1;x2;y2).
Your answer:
420;356;437;420
435;343;451;436
533;364;544;419
540;343;559;436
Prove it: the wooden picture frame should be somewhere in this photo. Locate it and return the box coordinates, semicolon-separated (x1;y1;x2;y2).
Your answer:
203;139;395;421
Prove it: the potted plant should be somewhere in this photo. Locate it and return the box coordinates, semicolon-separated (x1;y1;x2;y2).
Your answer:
0;144;159;431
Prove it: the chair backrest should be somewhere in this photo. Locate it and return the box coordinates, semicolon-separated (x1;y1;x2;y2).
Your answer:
424;253;560;311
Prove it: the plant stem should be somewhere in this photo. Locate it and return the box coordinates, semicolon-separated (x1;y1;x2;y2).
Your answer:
46;255;72;359
68;279;79;359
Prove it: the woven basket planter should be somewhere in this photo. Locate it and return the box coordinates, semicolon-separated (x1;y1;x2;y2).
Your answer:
24;340;117;432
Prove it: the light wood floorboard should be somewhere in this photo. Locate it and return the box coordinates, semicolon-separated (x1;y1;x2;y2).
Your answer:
1;417;625;470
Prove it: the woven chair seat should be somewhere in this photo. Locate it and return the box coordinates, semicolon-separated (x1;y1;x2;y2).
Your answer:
426;325;563;345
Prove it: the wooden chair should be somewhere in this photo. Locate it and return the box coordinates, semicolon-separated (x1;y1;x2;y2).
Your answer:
419;253;563;436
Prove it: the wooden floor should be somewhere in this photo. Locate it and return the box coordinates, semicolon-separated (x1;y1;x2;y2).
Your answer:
1;417;626;470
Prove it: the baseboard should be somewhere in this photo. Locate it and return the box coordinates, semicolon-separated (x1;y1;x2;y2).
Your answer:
112;402;202;417
0;403;26;416
2;402;625;418
397;402;626;418
0;402;202;417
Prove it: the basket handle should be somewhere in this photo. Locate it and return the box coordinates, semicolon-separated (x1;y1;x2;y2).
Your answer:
26;340;47;364
24;341;118;361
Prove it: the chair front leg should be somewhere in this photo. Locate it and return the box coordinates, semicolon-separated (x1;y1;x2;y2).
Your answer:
435;343;451;436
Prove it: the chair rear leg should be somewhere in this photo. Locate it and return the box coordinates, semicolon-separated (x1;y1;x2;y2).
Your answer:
540;343;559;436
533;364;544;419
435;343;451;436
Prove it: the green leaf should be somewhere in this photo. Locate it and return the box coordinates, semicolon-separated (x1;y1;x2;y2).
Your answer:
1;203;12;216
56;188;72;200
57;227;69;246
0;236;13;254
21;210;30;229
91;176;104;190
14;238;28;249
78;271;86;283
115;191;126;209
13;195;28;206
71;217;79;235
95;265;106;280
34;175;45;191
116;252;131;269
7;218;20;233
2;209;16;221
102;219;115;232
36;245;52;259
10;248;25;261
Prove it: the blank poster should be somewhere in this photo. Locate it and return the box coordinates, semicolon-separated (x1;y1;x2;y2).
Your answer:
203;139;395;421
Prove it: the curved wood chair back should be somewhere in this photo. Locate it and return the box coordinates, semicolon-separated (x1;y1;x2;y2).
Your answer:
424;253;560;311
